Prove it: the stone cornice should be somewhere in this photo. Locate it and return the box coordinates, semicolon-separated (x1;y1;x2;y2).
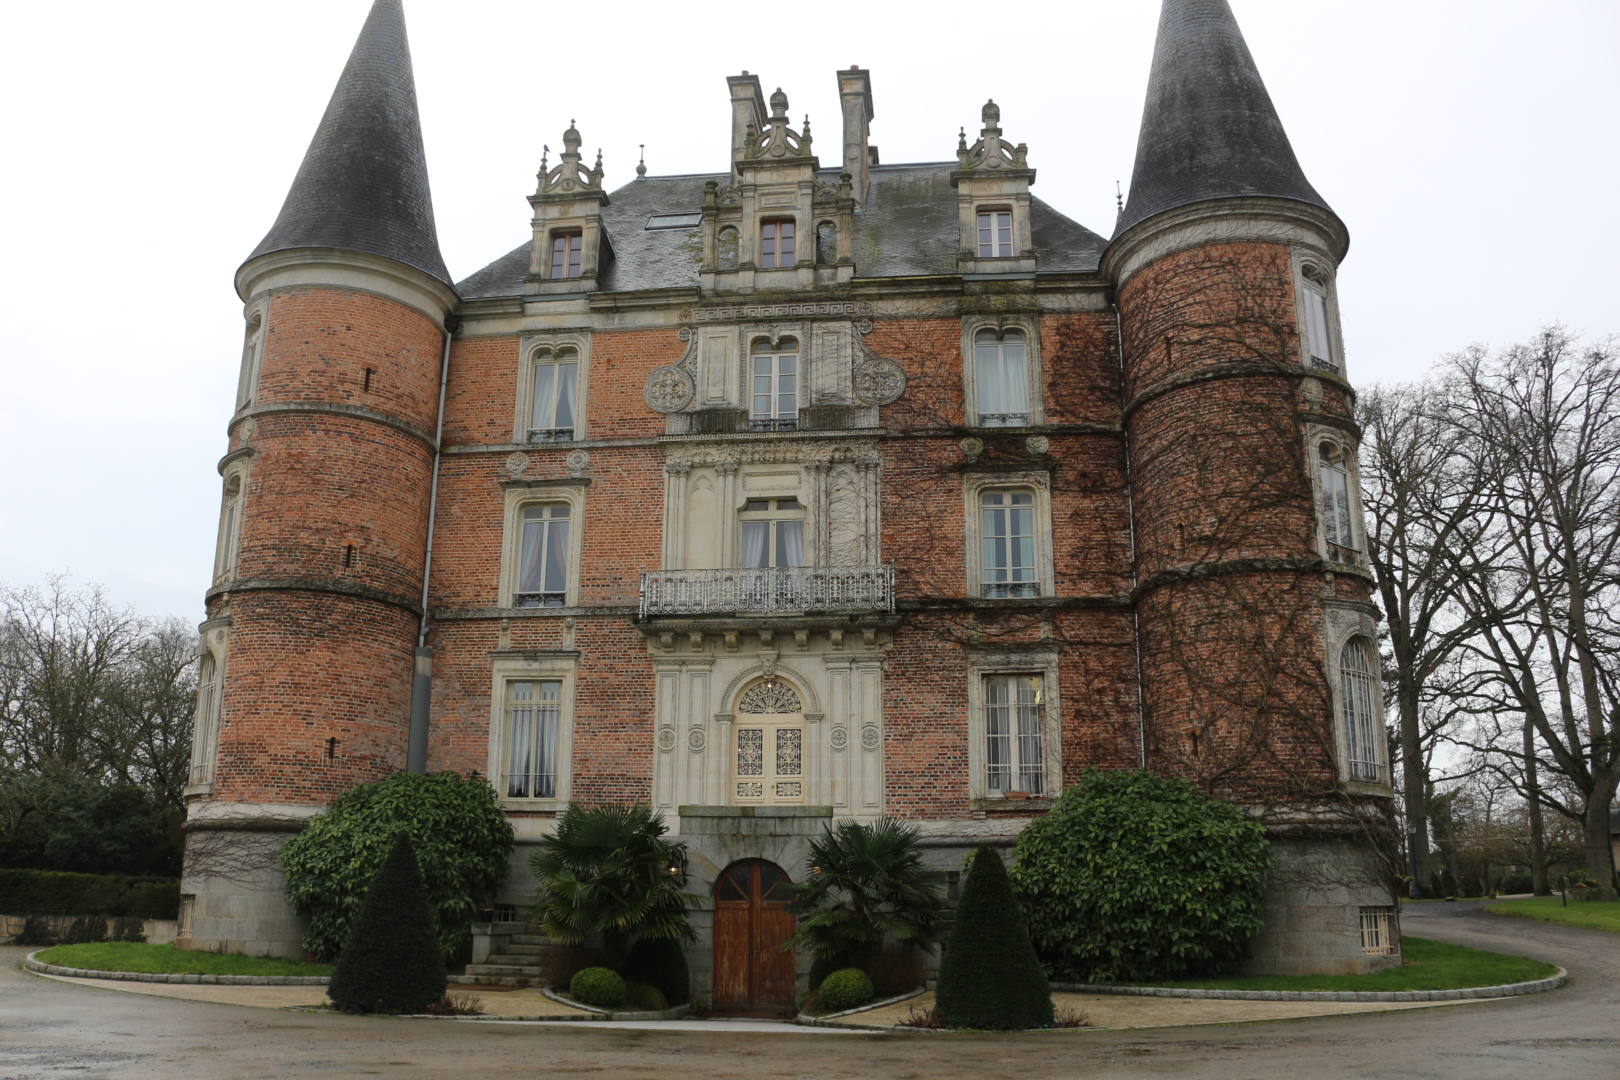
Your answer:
229;401;436;450
1102;197;1349;290
236;247;458;323
1132;556;1373;602
206;577;423;616
1123;361;1305;420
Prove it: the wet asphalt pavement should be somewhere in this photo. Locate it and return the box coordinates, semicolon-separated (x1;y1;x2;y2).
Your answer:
1;900;1615;1079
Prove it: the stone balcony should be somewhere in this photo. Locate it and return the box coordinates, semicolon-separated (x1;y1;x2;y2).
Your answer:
639;565;895;617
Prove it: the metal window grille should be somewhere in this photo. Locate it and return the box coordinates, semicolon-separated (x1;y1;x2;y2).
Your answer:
1340;638;1383;782
1359;907;1393;954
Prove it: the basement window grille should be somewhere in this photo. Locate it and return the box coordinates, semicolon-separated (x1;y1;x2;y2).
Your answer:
1359;906;1394;955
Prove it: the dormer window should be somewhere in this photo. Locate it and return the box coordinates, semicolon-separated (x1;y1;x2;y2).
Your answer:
749;337;798;430
977;209;1013;258
549;229;583;279
760;219;795;268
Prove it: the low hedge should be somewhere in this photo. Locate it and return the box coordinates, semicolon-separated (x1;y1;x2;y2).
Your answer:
0;869;180;919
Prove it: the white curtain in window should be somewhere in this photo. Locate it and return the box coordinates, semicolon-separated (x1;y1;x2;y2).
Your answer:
531;358;578;433
1014;677;1043;794
518;505;570;603
985;677;1011;792
979;489;1037;596
974;330;1029;421
741;521;769;568
777;520;804;567
506;679;560;799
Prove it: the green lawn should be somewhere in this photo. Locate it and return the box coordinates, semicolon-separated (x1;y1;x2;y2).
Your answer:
1130;936;1556;992
1486;896;1620;933
34;942;333;978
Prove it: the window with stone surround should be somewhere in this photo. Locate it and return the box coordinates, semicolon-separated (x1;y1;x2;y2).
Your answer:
498;483;585;609
1296;258;1342;375
489;654;576;808
759;218;795;269
235;306;265;410
963;472;1054;600
1311;434;1365;565
966;652;1061;801
188;651;222;790
976;208;1014;258
549;229;583;279
748;337;799;430
731;678;806;805
213;472;244;582
963;318;1041;428
1339;636;1383;783
527;347;579;442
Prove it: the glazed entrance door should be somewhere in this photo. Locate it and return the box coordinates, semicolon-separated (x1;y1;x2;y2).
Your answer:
712;859;796;1014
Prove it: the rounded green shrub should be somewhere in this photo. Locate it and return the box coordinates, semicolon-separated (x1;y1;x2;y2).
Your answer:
328;833;447;1015
936;845;1052;1030
570;966;627;1009
817;968;875;1013
621;935;691;1005
1009;768;1270;983
622;980;669;1012
280;772;514;962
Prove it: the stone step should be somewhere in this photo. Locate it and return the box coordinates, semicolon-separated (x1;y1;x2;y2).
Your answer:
506;935;556;946
448;973;533;988
464;963;544;977
493;942;547;956
485;953;548;966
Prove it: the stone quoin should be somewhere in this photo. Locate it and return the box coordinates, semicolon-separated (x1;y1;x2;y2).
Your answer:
180;0;1397;1005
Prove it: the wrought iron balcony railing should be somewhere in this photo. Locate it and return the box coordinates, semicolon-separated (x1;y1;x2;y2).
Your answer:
639;565;895;617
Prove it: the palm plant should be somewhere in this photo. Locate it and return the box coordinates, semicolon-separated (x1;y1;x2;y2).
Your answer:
786;818;946;973
528;803;697;965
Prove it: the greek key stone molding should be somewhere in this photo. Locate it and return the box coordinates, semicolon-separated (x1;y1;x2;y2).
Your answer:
663;437;880;469
852;357;906;406
683;301;876;323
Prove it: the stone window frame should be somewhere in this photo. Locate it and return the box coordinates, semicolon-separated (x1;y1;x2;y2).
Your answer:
1291;248;1345;378
1323;607;1389;794
486;651;578;811
185;619;230;796
235;300;268;411
212;464;248;584
975;206;1015;259
737;328;807;430
961;314;1042;428
497;480;587;610
513;332;590;444
548;227;584;279
1359;906;1395;955
757;215;799;270
1305;425;1365;566
962;470;1055;600
965;648;1062;803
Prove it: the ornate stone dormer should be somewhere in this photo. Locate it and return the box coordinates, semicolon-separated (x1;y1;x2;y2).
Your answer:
951;100;1038;276
526;121;613;294
703;78;855;294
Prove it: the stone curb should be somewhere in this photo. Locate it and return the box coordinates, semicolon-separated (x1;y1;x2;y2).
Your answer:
535;986;693;1021
24;951;329;986
794;986;926;1025
1048;969;1568;1003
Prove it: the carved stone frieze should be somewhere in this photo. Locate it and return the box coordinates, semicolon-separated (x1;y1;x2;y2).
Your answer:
664;437;880;469
683;301;875;323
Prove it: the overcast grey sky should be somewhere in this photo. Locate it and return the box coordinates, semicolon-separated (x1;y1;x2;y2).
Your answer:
2;0;1616;623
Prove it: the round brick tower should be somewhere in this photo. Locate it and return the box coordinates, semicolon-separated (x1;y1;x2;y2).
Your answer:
1104;0;1395;974
180;0;456;956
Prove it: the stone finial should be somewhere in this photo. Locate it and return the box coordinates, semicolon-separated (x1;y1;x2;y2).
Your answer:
636;144;647;178
535;120;605;196
744;89;814;162
981;99;1001;135
769;87;789;119
955;99;1029;173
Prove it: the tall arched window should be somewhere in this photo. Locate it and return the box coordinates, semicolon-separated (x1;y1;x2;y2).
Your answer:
516;502;572;607
236;310;264;409
189;653;222;788
1319;442;1355;552
529;347;579;442
1301;264;1338;372
1340;637;1382;782
215;475;243;580
978;488;1037;598
973;328;1030;426
749;338;798;430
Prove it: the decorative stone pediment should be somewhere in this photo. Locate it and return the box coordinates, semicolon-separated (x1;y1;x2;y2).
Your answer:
953;100;1032;178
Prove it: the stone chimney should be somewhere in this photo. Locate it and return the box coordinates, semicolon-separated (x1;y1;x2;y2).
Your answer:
837;66;873;203
727;72;765;180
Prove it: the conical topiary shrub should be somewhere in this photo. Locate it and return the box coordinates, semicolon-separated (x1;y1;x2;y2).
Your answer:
328;832;446;1014
935;845;1052;1030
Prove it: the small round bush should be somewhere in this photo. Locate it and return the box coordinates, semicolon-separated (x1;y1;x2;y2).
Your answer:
622;980;669;1012
817;968;875;1012
569;966;627;1008
1009;769;1270;983
621;935;691;1005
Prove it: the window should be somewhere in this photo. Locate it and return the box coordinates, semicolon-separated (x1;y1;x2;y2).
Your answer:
815;221;837;265
528;349;579;442
978;489;1037;598
739;497;805;568
549;229;583;278
189;653;222;789
717;226;740;270
236;309;264;409
972;328;1030;426
732;678;806;805
1359;907;1394;955
515;503;571;607
646;212;702;229
1340;637;1383;783
503;678;562;798
983;674;1044;795
977;209;1013;258
1301;265;1338;373
760;218;795;268
1319;442;1356;554
749;338;798;430
214;474;243;580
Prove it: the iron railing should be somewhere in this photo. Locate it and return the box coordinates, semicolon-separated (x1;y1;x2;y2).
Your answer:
639;564;895;617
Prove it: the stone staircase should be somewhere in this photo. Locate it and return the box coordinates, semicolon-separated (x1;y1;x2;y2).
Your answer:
449;924;556;989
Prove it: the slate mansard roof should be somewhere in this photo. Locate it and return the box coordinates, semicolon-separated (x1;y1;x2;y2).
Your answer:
1115;0;1335;238
246;0;451;286
455;164;1108;300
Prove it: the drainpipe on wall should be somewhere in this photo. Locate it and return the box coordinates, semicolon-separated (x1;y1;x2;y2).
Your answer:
407;315;459;774
1112;299;1148;770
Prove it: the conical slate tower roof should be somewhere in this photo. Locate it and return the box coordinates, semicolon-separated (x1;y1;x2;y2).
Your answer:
245;0;451;285
1115;0;1334;238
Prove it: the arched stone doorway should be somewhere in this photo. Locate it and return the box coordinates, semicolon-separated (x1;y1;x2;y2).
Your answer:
711;858;796;1014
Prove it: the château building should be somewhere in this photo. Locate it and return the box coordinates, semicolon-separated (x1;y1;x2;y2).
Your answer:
181;0;1396;1009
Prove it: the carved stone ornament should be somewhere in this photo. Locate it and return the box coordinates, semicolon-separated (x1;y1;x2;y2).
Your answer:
656;727;677;752
566;449;590;476
238;418;257;444
853;357;907;406
860;725;881;751
505;452;530;477
829;726;849;750
739;679;803;714
645;365;695;412
1024;435;1051;456
960;437;985;460
688;727;707;752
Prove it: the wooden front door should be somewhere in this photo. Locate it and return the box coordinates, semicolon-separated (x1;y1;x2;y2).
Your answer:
712;859;796;1014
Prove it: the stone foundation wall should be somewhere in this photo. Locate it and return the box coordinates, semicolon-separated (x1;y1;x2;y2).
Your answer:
178;828;307;959
1241;832;1400;975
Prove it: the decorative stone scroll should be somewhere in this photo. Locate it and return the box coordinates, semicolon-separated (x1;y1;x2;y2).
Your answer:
853;357;906;406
